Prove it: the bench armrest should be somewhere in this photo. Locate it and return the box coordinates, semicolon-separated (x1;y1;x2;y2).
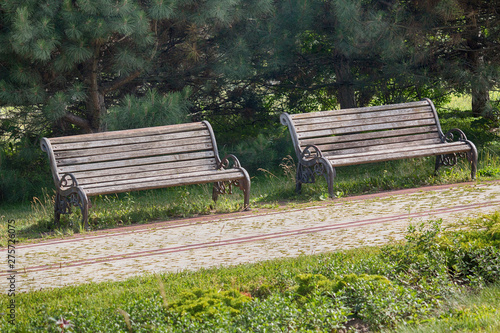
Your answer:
300;144;324;160
218;154;242;169
58;173;80;191
442;128;468;143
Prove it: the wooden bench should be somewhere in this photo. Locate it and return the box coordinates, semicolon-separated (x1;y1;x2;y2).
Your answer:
41;121;250;229
280;99;478;197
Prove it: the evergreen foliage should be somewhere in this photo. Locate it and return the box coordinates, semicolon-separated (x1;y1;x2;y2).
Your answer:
105;88;191;130
226;0;448;116
0;0;273;135
401;0;500;118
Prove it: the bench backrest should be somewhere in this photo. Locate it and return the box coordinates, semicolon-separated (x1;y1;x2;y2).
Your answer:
280;99;446;157
41;121;221;190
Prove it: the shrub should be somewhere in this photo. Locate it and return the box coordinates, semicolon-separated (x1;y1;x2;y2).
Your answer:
381;221;451;285
0;138;52;202
381;216;500;289
235;292;349;332
292;272;431;330
221;132;294;175
167;288;251;320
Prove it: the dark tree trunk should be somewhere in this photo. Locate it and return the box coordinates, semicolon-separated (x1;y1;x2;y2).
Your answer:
466;31;490;118
471;85;490;118
334;54;357;109
88;48;107;132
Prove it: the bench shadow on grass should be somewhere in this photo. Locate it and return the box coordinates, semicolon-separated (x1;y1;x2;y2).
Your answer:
14;185;248;243
12;215;83;244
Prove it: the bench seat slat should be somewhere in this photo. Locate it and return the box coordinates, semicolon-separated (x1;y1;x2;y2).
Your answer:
81;169;243;191
54;136;213;158
83;170;245;196
51;129;210;151
48;122;207;144
318;137;443;155
58;151;215;174
77;164;217;186
70;159;217;181
328;147;470;167
56;142;214;166
292;106;432;126
292;100;430;119
300;126;440;146
325;142;470;167
295;112;435;133
297;119;437;139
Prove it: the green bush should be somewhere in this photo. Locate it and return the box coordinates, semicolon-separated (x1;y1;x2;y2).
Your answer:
234;292;349;332
291;272;430;330
381;215;500;289
0;138;52;203
167;288;251;320
341;275;433;330
381;221;451;284
221;132;294;175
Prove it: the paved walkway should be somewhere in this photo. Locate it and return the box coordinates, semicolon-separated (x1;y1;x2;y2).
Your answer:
2;181;500;292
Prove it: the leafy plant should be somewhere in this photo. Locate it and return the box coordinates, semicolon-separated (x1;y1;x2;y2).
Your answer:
167;288;251;320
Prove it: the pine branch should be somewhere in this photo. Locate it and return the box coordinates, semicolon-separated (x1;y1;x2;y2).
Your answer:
63;112;92;132
101;70;142;94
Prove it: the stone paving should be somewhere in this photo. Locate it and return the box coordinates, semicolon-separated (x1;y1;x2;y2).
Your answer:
2;181;500;293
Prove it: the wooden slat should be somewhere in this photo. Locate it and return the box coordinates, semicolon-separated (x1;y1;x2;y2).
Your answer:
327;141;467;160
292;106;432;126
69;158;217;181
58;151;215;174
77;164;217;186
317;135;442;155
82;169;240;190
54;137;212;159
300;126;440;147
324;138;443;156
48;122;207;144
291;100;430;120
83;170;245;196
297;119;437;140
326;142;471;167
51;129;210;151
295;112;435;133
56;142;214;166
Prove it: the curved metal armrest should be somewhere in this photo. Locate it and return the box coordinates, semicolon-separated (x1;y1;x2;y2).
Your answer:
219;154;242;169
443;128;468;143
300;144;324;161
58;173;80;191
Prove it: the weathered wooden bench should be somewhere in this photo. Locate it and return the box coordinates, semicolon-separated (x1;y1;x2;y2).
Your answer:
280;99;478;197
41;121;250;229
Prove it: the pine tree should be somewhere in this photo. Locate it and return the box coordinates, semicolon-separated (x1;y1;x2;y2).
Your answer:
238;0;411;112
0;0;273;134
